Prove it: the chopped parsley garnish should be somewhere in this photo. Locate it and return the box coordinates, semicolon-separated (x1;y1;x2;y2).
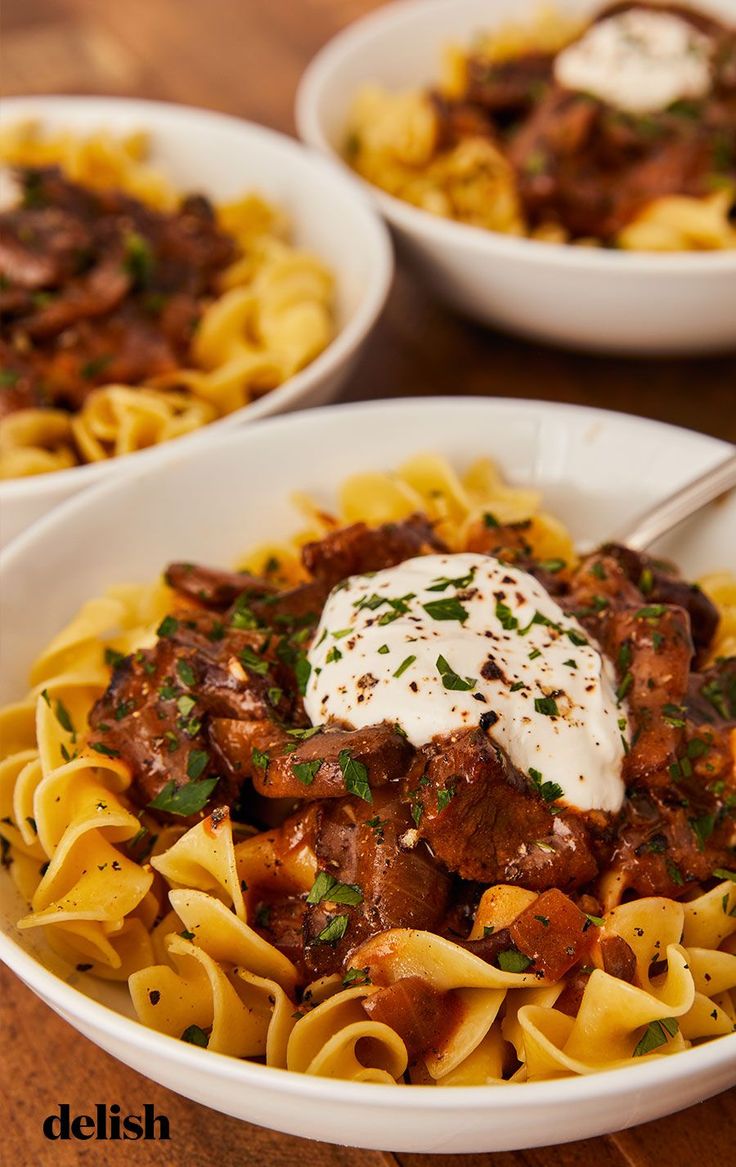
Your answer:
181;1024;209;1048
186;749;209;780
497;949;533;973
148;775;218;816
632;1017;679;1057
666;859;685;886
529;767;563;803
54;698;75;739
538;558;566;574
393;654;416;678
483;512;500;528
292;759;323;785
267;686;283;707
427;568;476;592
252;748;270;772
239;646;269;676
616;672;634;703
713;868;736;882
564;628;588;647
80;354;113;380
533;696;559;717
422;597;469;623
325;645;343;664
436;783;456;813
690;813;716;851
343;967;371;986
176;660;197;688
89;741;120;758
231;594;261;629
636;604;667;620
661;703;686;728
436;654;476;692
377;644;390;655
510;681;526;692
316;915;349;945
338;750;372;802
294;653;311;696
307;871;363;906
157;615;179;638
495;601;518;631
123;231;154;286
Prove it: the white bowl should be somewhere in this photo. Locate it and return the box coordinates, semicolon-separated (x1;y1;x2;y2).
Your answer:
0;95;393;546
296;0;736;355
1;397;735;1152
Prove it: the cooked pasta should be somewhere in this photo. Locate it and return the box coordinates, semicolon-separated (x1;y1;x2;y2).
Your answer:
1;454;734;1085
344;4;736;251
0;123;335;478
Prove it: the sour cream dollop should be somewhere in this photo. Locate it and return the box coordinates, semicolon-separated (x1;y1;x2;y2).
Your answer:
554;9;713;114
304;553;628;813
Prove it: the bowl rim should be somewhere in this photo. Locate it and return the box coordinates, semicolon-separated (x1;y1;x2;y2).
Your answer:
295;0;736;274
1;394;735;1109
0;93;394;502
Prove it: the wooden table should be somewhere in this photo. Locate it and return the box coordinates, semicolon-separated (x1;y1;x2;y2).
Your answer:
2;2;735;1163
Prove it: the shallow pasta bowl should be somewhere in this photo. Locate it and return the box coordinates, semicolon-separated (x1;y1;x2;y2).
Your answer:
296;0;736;355
0;95;393;546
1;398;735;1151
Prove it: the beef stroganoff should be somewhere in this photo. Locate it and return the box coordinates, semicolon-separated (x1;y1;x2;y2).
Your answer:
1;454;734;1084
344;2;736;251
0;122;335;478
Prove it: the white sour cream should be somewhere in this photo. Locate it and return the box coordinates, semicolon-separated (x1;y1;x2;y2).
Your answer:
304;554;628;814
554;9;713;114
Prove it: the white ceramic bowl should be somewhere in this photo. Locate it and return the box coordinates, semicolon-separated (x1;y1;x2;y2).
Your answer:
0;95;393;546
296;0;736;355
1;398;735;1152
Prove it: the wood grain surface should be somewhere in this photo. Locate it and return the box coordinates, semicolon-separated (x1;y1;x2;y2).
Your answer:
1;1;735;1163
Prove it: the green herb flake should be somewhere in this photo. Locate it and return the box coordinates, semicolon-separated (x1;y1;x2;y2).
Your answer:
338;749;372;802
393;654;416;679
181;1024;209;1048
436;654;477;692
534;696;559;717
497;949;533;973
307;871;363;906
632;1017;679;1057
187;749;210;780
316;914;349;945
157;615;179;638
148;775;218;816
292;759;323;786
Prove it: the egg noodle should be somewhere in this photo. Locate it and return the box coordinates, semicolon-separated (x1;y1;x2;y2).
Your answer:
344;5;736;251
1;454;734;1084
0;122;335;479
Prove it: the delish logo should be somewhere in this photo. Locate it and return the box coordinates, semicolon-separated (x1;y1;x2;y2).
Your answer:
42;1103;170;1141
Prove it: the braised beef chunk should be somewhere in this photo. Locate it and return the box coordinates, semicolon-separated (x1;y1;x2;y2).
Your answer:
0;166;235;414
302;790;451;977
599;933;637;983
687;658;736;727
465;52;554;117
210;719;414;801
301;515;446;589
362;978;460;1061
600;543;720;654
164;563;278;610
409;728;599;891
88;612;301;817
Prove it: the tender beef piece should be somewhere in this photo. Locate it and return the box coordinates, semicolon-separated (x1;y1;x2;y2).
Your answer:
687;658;736;727
431;93;496;151
301;515;446;589
564;553;642;620
211;720;414;801
453;925;515;965
508;82;722;239
251;581;328;633
164;562;278;611
88;615;298;817
599;933;637;983
0;340;46;417
554;968;592;1016
611;717;736;898
362;977;461;1061
603;605;693;785
464;52;554;117
0;167;236;416
600;543;719;654
410;728;599;891
302;789;452;978
250;894;308;973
